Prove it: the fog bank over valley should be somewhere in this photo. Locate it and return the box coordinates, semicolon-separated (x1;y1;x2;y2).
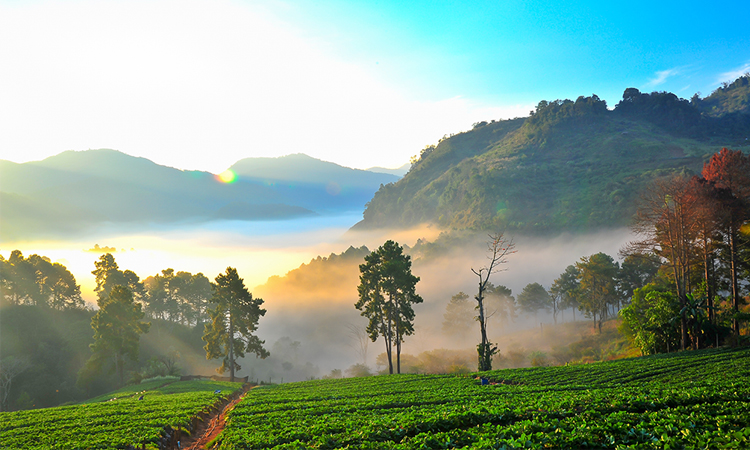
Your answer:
1;218;635;382
248;226;636;379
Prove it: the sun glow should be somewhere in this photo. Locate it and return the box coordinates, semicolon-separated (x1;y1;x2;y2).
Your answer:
217;169;237;183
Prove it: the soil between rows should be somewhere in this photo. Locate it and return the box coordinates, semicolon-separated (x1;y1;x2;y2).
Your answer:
180;384;255;450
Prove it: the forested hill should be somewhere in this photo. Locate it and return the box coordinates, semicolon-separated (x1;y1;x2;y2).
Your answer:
357;77;750;233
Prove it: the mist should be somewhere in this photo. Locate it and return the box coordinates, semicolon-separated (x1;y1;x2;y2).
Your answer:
1;216;635;383
243;226;636;381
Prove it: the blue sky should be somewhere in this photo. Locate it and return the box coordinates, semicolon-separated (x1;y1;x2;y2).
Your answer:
288;0;750;102
1;0;748;173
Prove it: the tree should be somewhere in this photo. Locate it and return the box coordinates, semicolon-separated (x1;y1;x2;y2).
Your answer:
702;148;750;336
685;177;723;335
484;284;517;329
202;267;269;381
45;262;83;310
442;292;475;338
550;265;581;322
1;251;38;305
617;253;662;302
92;253;145;306
517;282;551;323
471;233;516;372
576;253;620;333
0;251;82;309
619;285;681;355
84;285;150;386
175;271;212;325
356;240;423;374
628;175;699;349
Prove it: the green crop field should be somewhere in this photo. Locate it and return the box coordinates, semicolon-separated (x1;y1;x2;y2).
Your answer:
215;348;750;449
0;379;243;449
2;349;749;449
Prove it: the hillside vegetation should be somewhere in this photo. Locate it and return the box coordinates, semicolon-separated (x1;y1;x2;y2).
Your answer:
0;303;210;410
359;77;750;233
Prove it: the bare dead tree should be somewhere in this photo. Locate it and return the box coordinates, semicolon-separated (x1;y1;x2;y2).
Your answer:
472;233;516;371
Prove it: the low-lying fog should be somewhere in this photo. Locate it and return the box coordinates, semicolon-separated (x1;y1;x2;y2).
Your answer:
1;214;635;382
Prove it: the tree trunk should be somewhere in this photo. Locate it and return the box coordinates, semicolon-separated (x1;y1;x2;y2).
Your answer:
730;227;741;336
385;334;393;374
395;309;402;374
229;311;235;382
386;307;393;374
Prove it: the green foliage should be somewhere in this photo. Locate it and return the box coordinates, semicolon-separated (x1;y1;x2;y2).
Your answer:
213;347;750;449
619;285;681;355
615;88;703;136
360;81;750;234
0;250;82;309
550;264;581;318
143;268;212;325
516;282;551;318
617;253;661;300
202;267;269;379
476;342;498;374
356;241;423;374
82;285;150;387
0;301;213;411
91;253;145;306
696;74;750;117
576;253;621;332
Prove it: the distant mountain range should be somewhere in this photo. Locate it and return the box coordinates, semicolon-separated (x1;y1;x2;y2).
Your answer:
6;76;749;241
357;75;750;233
366;163;411;177
0;150;398;240
228;153;400;213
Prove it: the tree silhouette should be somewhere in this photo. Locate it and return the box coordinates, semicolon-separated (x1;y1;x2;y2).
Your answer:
202;267;268;381
356;240;422;374
84;285;150;386
471;233;516;372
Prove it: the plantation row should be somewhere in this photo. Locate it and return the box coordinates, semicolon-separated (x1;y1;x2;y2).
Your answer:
0;380;243;449
214;347;750;449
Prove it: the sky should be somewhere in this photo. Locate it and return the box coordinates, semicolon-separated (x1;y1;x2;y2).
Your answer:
1;0;749;173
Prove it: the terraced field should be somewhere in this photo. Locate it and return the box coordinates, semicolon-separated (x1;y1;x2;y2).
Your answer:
215;348;750;449
0;380;243;449
2;348;749;449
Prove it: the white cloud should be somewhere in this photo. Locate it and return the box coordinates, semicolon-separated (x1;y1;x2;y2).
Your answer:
645;68;679;88
716;62;750;86
0;0;525;173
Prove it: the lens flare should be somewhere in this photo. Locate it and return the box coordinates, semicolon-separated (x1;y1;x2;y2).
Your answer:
217;169;237;183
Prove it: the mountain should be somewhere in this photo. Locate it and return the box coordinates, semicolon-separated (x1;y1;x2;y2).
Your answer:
357;77;750;233
694;74;750;117
0;150;389;240
228;154;399;212
366;163;411;177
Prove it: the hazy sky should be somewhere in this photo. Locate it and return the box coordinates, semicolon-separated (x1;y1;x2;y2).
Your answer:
2;0;749;173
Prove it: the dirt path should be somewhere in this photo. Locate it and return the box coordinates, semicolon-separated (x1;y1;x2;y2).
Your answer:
181;384;254;450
